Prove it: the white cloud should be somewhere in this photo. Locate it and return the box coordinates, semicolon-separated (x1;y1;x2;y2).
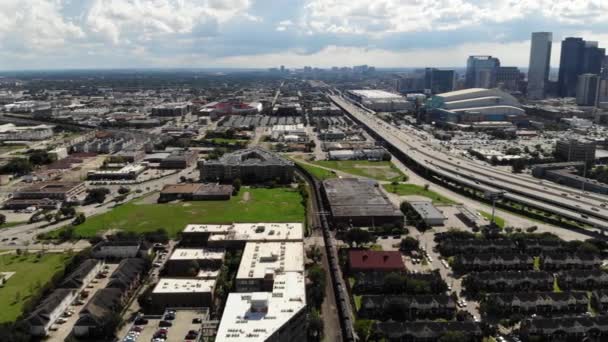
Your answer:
0;0;83;50
301;0;608;35
85;0;252;44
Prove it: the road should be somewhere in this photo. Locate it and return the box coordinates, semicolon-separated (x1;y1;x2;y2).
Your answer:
330;95;608;231
0;164;197;248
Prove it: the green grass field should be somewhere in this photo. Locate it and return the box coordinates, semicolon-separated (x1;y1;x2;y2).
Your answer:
0;253;69;323
480;211;506;228
312;160;406;182
311;160;406;182
49;187;305;238
0;222;25;230
382;183;457;205
296;161;337;180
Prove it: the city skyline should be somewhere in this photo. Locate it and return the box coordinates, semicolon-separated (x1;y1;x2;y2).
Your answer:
0;1;608;70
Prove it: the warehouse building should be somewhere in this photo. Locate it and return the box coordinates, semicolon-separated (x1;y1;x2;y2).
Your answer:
345;90;412;112
150;278;216;310
199;148;294;183
322;178;404;228
158;183;233;202
235;242;304;292
408;201;447;226
3;181;86;209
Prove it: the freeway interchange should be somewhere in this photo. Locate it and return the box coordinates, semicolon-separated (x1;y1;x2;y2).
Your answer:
330;95;608;231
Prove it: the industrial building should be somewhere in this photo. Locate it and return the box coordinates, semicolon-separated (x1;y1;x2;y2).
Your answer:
425;88;526;126
235;242;304;292
345;90;412;112
199;148;294;184
158;183;233;202
215;271;307;342
408;201;447;226
322;178;404;228
555;139;596;162
0;123;53;141
150;278;216;310
165;248;225;276
180;223;304;247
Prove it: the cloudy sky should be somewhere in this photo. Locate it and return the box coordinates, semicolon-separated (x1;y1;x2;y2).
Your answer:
0;0;607;70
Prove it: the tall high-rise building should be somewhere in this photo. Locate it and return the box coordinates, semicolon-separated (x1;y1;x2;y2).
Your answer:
496;66;523;92
583;41;605;75
576;74;601;106
558;38;585;97
465;56;500;88
424;68;455;94
527;32;552;100
558;37;606;97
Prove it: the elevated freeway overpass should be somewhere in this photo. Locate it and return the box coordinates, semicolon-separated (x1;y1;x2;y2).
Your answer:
330;95;608;230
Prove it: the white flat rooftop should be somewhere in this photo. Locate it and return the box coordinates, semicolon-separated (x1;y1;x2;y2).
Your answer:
184;223;304;242
349;89;404;99
236;242;304;280
215;271;306;342
152;278;216;294
169;248;226;261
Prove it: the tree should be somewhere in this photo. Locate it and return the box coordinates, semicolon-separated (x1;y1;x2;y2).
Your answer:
232;178;242;193
307;309;324;341
0;158;33;175
439;331;467;342
307;245;323;263
60;206;76;218
0;214;5;226
354;319;374;342
28;150;55;165
344;228;375;247
400;237;419;253
512;158;526;173
72;213;86;226
85;187;110;204
383;273;406;294
117;186;130;195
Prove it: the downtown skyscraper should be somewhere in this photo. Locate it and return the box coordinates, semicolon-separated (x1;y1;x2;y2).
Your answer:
527;32;552;100
558;37;606;97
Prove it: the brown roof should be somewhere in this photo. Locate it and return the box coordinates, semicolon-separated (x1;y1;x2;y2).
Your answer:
349;250;406;272
161;183;203;194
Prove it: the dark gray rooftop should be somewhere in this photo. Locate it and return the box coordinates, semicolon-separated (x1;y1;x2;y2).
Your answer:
323;178;402;218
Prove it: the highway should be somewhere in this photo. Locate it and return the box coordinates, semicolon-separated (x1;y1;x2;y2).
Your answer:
330;95;608;230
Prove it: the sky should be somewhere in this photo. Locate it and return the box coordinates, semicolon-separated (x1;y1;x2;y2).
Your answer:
0;0;607;70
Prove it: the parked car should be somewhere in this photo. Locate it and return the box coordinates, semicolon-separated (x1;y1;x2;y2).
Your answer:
159;320;172;327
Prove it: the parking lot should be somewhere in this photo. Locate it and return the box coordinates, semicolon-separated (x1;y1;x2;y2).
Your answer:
121;309;208;342
47;263;119;341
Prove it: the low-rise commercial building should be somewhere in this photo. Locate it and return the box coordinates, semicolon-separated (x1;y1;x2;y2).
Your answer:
3;181;86;209
181;222;304;248
165;248;225;276
87;164;146;180
235;242;304;292
408;201;447;226
91;240;146;259
150;278;216;310
348;250;406;274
